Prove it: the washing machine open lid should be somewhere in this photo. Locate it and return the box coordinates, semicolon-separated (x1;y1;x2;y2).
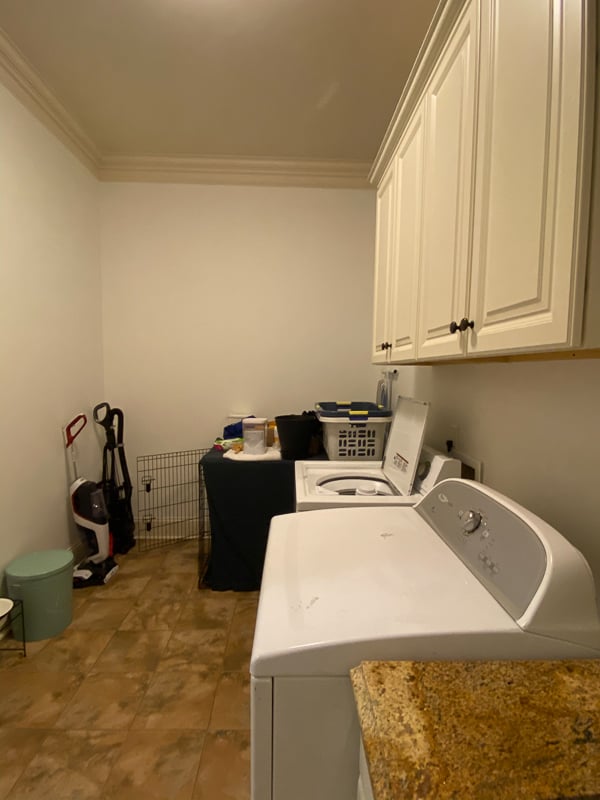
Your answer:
381;396;429;496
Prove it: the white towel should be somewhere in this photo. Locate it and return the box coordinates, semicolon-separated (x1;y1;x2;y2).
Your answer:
223;446;282;462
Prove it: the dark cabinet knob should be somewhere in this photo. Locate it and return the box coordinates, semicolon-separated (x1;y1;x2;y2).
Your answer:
449;319;475;334
458;318;475;332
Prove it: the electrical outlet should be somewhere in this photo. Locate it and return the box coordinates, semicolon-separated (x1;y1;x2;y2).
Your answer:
451;449;483;482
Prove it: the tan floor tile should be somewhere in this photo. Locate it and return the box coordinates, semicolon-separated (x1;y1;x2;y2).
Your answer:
176;592;237;631
157;629;228;673
136;573;196;603
0;543;259;800
91;630;171;673
103;729;205;800
13;628;113;677
119;597;184;631
235;592;260;610
0;729;48;797
55;671;152;730
133;668;219;730
209;673;250;730
0;637;49;671
0;651;25;671
70;598;134;630
192;730;250;800
222;602;257;672
0;645;29;672
0;671;82;727
6;729;127;800
87;575;152;601
116;550;165;576
161;542;202;574
71;594;89;616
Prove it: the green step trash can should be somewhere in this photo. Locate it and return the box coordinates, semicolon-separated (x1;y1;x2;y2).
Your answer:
6;549;73;642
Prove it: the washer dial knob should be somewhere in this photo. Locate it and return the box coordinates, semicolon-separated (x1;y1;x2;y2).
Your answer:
463;510;482;534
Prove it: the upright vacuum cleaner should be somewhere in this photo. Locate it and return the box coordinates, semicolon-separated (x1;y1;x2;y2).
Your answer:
64;414;119;586
93;402;136;554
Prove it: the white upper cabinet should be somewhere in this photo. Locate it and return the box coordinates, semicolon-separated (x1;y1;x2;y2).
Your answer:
417;0;478;360
371;104;425;363
371;160;396;363
468;0;593;355
370;0;594;363
389;103;425;361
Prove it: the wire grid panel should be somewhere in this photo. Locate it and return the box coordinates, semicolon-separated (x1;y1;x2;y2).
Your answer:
136;448;210;553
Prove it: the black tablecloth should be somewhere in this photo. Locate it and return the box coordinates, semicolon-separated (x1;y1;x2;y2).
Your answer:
199;449;295;591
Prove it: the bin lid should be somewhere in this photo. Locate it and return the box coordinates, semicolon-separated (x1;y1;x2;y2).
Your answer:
382;396;430;496
6;549;74;581
315;401;392;419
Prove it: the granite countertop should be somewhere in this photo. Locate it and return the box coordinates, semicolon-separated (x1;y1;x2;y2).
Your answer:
350;660;600;800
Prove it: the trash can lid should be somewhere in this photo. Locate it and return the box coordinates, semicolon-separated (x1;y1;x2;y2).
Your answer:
6;549;74;580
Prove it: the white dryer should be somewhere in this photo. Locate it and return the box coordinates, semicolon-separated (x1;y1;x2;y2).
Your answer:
295;396;460;510
251;478;600;800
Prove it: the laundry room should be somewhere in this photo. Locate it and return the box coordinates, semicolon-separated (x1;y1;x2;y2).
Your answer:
2;63;600;585
1;1;600;798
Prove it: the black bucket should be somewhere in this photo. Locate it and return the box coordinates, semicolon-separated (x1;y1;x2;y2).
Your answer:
275;413;321;460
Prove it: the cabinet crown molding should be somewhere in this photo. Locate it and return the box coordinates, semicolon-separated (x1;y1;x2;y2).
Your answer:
369;0;470;185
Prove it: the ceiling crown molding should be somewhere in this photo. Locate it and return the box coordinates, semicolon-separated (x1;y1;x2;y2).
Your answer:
0;25;371;188
0;26;100;172
98;154;372;189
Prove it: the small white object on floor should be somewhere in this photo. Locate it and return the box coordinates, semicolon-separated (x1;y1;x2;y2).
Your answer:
223;446;282;462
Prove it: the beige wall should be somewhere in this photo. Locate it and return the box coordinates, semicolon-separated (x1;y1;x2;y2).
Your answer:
0;84;104;575
393;359;600;586
99;182;379;464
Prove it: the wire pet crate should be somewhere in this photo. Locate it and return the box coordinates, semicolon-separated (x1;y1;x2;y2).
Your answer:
136;448;211;575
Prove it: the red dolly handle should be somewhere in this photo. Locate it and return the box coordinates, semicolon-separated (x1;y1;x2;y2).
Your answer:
64;413;87;447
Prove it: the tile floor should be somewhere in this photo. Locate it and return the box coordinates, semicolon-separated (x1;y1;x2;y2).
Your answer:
0;539;258;800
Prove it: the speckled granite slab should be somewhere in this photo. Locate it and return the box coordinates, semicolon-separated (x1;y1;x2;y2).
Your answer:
350;660;600;800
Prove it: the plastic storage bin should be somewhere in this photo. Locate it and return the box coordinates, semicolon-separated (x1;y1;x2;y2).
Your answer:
315;401;392;460
6;549;73;642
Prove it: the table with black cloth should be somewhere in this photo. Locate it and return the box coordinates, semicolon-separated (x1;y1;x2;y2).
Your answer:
199;448;295;591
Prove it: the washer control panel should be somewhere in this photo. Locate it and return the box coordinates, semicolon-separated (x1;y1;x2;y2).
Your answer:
417;480;547;621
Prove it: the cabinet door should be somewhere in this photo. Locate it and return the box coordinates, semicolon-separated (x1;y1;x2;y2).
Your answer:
417;0;478;360
388;104;424;362
371;162;396;362
468;0;593;355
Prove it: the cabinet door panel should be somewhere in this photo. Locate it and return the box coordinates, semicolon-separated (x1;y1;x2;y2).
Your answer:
389;105;424;362
417;0;477;359
371;163;395;362
469;0;591;354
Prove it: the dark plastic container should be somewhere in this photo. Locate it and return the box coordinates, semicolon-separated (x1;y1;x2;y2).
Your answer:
275;413;321;460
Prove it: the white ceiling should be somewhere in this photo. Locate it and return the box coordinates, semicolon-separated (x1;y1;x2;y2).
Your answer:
0;0;440;183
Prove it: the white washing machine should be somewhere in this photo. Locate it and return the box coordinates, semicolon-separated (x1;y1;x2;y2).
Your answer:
250;478;600;800
295;396;461;511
